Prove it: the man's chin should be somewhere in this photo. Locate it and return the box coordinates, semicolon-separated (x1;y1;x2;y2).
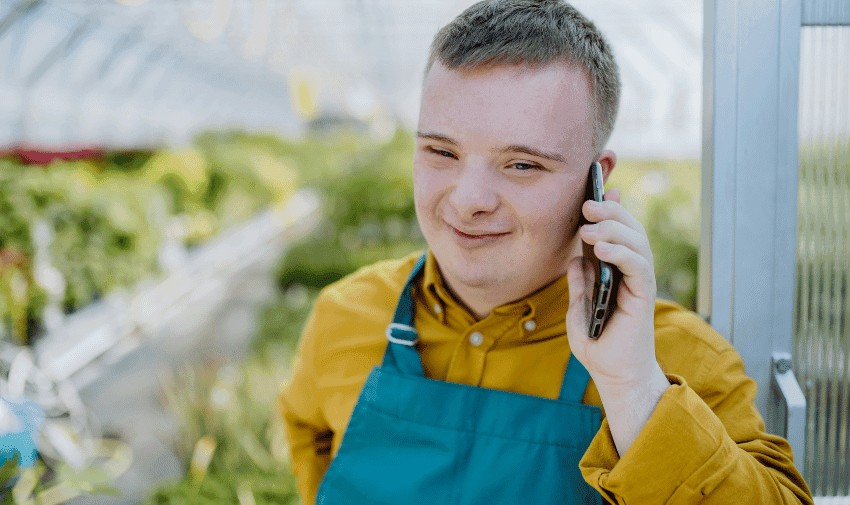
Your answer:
430;242;510;287
440;260;500;290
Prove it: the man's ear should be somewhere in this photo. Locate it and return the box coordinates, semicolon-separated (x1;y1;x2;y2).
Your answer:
597;150;617;183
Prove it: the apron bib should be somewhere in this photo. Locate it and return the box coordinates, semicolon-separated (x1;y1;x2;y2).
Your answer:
317;255;603;504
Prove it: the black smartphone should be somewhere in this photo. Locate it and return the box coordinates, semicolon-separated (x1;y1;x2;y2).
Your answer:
582;161;621;339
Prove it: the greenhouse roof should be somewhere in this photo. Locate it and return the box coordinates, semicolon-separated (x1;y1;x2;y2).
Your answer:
0;0;702;158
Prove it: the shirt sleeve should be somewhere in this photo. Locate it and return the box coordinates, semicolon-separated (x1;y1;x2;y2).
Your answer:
579;349;814;504
278;298;333;505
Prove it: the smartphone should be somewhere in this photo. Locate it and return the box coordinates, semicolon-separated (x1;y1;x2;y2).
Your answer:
582;162;621;339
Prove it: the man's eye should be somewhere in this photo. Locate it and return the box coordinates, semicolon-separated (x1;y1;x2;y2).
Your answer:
510;162;541;171
428;147;456;158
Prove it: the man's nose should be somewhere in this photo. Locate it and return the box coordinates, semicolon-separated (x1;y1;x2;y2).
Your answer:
448;161;499;219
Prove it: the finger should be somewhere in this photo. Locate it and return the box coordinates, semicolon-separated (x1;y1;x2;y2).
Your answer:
604;188;620;204
582;199;645;235
579;220;653;261
593;241;656;298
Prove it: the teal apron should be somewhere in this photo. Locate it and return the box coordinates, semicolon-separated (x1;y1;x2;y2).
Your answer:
317;255;603;504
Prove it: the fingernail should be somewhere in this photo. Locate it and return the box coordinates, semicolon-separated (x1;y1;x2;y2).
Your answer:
596;242;611;252
583;223;598;232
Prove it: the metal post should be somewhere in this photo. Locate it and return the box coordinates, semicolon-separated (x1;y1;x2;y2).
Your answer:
700;0;805;471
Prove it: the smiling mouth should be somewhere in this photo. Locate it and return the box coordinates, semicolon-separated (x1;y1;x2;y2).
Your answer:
450;226;510;240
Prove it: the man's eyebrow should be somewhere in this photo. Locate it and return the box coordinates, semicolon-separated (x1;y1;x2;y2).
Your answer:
497;145;566;164
416;132;566;164
416;131;458;146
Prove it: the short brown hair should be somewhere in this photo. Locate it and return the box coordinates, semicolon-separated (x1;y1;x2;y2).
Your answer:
425;0;620;152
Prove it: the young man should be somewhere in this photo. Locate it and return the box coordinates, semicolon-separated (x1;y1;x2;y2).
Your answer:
279;1;813;503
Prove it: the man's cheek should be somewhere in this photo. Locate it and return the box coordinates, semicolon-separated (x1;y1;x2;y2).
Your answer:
531;207;580;250
414;176;446;212
411;175;430;213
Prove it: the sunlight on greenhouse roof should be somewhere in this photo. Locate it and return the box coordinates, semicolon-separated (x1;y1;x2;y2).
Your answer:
0;0;702;158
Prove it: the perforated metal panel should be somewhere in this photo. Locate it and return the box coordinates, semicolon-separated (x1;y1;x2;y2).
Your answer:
796;24;850;495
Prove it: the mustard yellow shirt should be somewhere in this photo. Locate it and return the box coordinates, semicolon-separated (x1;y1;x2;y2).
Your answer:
279;251;813;504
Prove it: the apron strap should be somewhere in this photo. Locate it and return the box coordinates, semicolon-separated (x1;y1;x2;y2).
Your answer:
381;253;427;376
558;354;592;403
382;253;593;402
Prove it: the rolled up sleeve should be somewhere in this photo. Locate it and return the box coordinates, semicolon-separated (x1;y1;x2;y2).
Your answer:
579;349;813;504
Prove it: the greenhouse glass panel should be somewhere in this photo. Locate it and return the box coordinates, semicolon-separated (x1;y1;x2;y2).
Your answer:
796;25;850;495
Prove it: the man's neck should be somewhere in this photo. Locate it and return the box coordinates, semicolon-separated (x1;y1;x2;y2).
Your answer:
431;237;582;319
440;264;571;320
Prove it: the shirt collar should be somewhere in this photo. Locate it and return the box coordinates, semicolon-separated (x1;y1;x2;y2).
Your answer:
421;250;470;327
419;250;571;341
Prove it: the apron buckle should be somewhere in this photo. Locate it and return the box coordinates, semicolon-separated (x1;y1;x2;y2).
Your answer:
385;323;418;346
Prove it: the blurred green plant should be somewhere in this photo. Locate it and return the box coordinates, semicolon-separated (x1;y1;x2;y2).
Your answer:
149;355;299;505
0;143;294;344
0;441;130;505
147;286;315;504
271;128;426;290
252;285;320;355
607;159;701;310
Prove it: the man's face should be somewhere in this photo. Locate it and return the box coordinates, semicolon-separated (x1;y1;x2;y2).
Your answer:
413;61;614;308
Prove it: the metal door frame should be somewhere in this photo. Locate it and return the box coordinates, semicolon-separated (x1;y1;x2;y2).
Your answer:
701;0;849;487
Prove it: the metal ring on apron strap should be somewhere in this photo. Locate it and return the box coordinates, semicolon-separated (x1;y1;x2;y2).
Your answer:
385;322;418;346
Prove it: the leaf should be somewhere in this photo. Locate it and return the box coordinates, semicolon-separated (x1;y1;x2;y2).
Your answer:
11;466;39;505
0;456;19;486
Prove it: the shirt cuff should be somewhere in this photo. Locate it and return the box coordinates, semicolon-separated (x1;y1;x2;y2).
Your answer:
579;374;740;504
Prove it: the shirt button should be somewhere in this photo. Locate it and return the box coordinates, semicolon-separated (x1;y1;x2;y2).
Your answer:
524;319;536;332
469;332;484;346
433;303;442;314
